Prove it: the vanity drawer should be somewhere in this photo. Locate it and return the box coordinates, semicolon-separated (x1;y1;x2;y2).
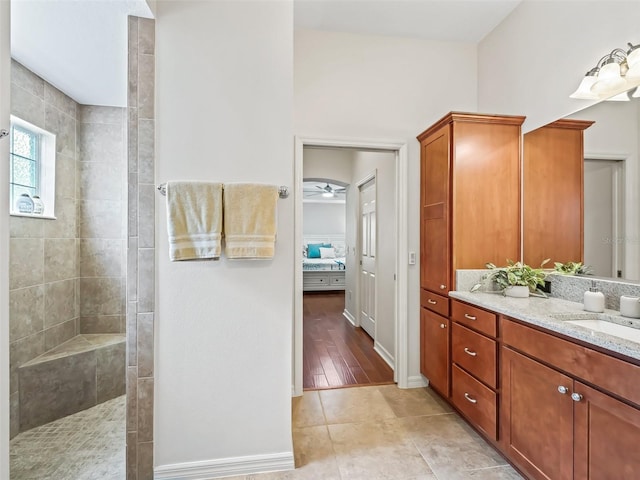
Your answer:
421;289;449;317
451;300;497;337
452;364;497;441
452;323;497;388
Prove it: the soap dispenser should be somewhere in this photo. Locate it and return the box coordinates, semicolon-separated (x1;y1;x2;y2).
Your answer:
584;281;605;313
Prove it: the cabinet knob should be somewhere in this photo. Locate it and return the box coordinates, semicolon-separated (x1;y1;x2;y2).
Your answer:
464;392;477;404
440;323;446;329
440;284;447;290
557;385;569;395
571;392;583;402
464;314;477;321
463;347;477;357
427;299;437;305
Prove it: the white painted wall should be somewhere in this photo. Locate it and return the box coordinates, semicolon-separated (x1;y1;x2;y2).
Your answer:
302;147;353;184
303;202;346;236
350;151;396;364
567;100;640;281
0;3;10;479
478;1;640;133
154;0;293;472
295;28;478;382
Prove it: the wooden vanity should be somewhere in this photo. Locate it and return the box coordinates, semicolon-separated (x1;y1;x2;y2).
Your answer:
427;293;640;480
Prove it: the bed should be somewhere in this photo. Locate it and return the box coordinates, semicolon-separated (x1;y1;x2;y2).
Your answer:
302;235;346;291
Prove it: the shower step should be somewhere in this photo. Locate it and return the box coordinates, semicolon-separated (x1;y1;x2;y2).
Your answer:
18;334;125;432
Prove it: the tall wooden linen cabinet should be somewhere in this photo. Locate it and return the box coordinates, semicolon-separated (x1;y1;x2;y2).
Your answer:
523;119;594;267
417;112;525;397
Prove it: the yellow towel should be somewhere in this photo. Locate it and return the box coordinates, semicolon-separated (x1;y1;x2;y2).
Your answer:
223;183;278;259
165;181;223;261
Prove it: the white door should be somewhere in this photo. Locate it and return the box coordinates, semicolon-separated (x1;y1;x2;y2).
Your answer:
359;178;376;338
584;159;624;278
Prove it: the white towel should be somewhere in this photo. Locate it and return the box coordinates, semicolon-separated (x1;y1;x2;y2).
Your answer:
223;183;278;259
165;181;223;261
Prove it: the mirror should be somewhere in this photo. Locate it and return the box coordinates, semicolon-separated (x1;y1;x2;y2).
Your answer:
525;92;639;281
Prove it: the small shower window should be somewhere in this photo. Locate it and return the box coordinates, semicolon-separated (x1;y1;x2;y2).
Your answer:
9;116;56;218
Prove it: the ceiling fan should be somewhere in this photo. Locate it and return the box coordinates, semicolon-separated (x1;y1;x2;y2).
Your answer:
304;183;347;197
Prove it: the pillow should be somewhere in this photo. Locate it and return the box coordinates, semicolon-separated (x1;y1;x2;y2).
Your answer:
334;244;346;257
307;243;323;258
319;247;336;259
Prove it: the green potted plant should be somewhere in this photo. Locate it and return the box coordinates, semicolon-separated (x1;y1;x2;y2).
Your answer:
552;261;592;276
471;259;549;298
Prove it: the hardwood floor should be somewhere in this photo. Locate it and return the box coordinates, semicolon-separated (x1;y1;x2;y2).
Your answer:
303;291;395;390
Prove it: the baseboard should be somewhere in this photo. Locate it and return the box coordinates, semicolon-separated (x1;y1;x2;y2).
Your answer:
342;309;356;326
373;342;395;370
154;452;295;480
406;375;428;389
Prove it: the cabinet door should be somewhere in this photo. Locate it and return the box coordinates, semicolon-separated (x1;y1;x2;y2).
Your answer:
420;125;450;294
501;347;573;480
420;307;450;397
574;382;640;479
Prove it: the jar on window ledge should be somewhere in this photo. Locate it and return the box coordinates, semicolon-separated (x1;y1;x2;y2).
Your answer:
32;195;44;215
16;193;34;214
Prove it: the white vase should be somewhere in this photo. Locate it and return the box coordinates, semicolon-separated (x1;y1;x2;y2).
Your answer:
504;285;530;298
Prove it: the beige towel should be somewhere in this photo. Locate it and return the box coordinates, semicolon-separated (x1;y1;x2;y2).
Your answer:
223;183;278;259
166;181;223;261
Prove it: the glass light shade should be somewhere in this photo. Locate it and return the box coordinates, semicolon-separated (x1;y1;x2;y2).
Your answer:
627;47;640;72
591;62;626;94
322;191;334;198
605;91;630;102
570;75;599;99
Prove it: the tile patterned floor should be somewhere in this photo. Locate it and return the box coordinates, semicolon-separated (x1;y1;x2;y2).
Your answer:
10;395;125;480
231;385;525;480
9;386;524;480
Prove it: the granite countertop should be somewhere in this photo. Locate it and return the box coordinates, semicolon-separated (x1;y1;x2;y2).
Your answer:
449;290;640;362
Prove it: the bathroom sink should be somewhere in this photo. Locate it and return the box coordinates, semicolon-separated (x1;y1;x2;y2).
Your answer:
565;319;640;344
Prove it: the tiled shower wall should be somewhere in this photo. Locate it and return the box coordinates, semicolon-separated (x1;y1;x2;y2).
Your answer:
9;60;80;439
126;16;155;480
8;60;127;438
78;106;127;334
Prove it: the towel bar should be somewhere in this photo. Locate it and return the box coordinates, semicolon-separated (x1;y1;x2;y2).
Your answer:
157;183;289;199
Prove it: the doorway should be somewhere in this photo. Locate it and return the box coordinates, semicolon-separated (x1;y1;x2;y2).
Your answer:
584;158;625;278
293;137;409;396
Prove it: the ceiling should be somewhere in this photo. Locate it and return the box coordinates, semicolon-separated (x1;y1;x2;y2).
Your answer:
10;0;153;107
295;0;521;43
9;0;521;107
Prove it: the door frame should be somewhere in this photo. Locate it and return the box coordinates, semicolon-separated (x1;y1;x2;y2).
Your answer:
0;1;10;478
293;136;408;396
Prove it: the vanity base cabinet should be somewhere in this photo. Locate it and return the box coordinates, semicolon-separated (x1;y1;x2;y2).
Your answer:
501;347;574;480
574;382;640;480
420;307;450;398
501;317;640;480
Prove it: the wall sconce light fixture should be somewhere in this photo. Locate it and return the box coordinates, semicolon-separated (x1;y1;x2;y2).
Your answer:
570;42;640;100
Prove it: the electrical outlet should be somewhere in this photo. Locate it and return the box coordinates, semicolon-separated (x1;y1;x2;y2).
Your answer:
408;251;416;265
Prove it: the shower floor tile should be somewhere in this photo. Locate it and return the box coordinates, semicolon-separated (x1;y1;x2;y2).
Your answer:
10;395;125;480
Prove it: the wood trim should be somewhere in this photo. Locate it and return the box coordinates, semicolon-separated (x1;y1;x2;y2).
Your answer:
417;112;526;141
544;119;595;130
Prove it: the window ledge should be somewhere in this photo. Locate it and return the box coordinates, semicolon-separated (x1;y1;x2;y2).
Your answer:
10;212;57;220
